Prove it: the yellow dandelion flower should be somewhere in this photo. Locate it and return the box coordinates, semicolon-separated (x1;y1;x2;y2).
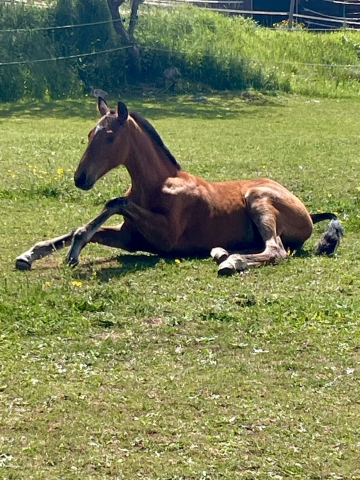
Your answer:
57;168;64;175
71;280;82;287
11;174;16;178
327;193;332;198
44;281;51;287
356;186;360;191
175;259;181;264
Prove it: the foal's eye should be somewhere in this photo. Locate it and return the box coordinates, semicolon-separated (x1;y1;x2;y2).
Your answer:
107;136;114;144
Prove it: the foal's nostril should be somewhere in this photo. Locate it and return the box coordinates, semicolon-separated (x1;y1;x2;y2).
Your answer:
74;171;87;189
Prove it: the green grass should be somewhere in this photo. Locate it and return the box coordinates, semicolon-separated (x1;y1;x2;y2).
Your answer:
1;93;360;479
4;3;360;100
138;5;360;97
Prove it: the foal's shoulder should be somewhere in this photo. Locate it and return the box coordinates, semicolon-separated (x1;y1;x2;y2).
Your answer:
162;172;214;198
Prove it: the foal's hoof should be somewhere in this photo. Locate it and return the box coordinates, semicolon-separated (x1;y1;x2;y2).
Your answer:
218;255;247;276
67;259;78;268
210;247;229;265
65;254;79;268
217;259;236;276
15;257;32;271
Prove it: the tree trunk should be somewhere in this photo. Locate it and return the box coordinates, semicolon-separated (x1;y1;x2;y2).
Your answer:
106;0;141;73
129;0;141;38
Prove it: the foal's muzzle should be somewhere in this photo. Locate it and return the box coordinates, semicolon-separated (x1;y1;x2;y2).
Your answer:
74;172;93;190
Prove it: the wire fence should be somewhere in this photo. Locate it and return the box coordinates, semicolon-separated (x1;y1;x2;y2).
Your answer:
1;0;360;69
0;17;124;34
0;0;360;102
1;0;360;32
0;42;359;69
0;45;132;67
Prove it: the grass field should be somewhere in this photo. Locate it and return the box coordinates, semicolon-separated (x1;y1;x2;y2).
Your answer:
1;93;360;479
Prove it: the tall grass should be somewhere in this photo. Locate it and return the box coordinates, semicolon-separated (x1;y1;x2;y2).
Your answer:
1;2;360;99
137;5;360;97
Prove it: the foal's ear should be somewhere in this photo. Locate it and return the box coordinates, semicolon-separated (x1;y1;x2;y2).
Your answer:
98;97;109;116
117;102;128;124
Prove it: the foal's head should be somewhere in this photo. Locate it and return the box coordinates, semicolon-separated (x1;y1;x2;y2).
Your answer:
74;98;131;190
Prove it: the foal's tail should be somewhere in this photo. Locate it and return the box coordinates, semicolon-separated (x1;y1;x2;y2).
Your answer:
311;212;344;256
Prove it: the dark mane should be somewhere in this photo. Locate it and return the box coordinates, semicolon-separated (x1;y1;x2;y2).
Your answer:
130;111;181;170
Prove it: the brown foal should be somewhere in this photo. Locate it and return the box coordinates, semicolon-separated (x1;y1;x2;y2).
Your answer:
15;98;343;275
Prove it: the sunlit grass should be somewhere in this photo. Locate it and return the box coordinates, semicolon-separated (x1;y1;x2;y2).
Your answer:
138;5;360;98
0;93;360;478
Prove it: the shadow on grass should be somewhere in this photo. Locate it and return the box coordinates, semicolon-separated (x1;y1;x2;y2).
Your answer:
292;248;312;259
0;91;285;122
74;254;162;282
0;98;97;120
76;252;210;281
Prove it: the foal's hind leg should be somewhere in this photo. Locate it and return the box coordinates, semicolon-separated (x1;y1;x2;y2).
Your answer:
217;196;287;276
217;237;287;275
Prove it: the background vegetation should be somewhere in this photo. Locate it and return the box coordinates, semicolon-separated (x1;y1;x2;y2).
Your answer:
2;1;360;100
0;94;360;478
1;1;360;477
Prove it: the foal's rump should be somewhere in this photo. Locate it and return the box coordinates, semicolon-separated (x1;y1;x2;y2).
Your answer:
235;178;313;247
174;176;308;254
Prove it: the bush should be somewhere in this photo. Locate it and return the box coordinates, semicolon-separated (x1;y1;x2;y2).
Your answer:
0;0;126;100
0;3;52;101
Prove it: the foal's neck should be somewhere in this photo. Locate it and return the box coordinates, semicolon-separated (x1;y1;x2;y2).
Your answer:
125;126;179;200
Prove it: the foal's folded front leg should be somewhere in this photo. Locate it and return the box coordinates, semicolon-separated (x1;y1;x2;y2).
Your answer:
66;197;128;266
120;202;179;252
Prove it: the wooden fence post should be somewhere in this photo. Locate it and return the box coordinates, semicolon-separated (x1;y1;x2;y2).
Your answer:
288;0;295;29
